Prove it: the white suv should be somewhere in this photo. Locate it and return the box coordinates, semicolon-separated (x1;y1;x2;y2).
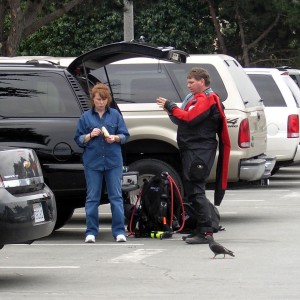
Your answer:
245;68;300;173
89;54;275;190
278;67;300;88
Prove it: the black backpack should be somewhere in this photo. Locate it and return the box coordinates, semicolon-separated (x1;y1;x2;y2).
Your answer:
128;172;182;238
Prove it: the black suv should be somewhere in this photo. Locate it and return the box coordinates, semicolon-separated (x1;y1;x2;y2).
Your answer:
0;42;188;229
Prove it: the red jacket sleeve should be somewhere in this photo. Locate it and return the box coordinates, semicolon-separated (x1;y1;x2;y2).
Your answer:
171;93;216;125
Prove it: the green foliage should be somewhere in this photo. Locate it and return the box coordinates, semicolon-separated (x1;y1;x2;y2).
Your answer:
214;0;300;67
134;0;215;53
12;0;300;67
19;0;124;56
19;0;215;56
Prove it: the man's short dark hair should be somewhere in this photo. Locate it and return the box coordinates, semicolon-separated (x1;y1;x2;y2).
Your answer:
187;67;211;86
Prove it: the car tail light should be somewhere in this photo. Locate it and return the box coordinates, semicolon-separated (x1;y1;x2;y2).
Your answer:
287;114;299;138
238;118;250;148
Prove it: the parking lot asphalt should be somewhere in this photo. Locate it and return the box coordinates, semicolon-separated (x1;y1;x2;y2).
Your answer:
1;165;300;299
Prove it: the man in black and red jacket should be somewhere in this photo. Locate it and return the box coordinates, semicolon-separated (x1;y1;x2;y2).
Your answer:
156;67;230;244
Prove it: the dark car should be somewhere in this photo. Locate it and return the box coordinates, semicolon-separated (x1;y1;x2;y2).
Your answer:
0;147;56;249
0;42;188;230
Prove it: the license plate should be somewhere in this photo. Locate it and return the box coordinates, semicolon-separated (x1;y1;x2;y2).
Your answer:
122;171;138;185
33;202;45;223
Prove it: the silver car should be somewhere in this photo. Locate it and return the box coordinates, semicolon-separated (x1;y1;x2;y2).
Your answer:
88;55;275;192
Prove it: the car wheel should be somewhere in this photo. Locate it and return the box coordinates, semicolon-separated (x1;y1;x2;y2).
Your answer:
54;205;75;230
127;158;183;205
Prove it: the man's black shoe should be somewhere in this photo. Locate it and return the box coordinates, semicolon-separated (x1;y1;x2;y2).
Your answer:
185;234;209;244
182;233;196;241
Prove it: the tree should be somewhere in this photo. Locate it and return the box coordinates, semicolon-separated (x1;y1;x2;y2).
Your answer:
19;0;215;56
234;1;281;66
18;0;124;56
208;0;300;67
0;0;87;56
1;0;299;68
134;0;215;53
204;0;227;54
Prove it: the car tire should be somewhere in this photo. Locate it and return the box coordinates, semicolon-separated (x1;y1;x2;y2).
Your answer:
54;205;75;230
127;158;184;205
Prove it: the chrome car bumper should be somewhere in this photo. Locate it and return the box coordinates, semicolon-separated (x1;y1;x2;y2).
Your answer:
240;158;266;181
258;154;276;179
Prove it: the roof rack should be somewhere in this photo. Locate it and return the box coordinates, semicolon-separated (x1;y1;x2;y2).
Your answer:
25;59;58;66
0;56;75;67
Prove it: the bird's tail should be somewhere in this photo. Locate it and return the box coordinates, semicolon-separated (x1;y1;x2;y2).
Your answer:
225;248;235;257
228;251;235;257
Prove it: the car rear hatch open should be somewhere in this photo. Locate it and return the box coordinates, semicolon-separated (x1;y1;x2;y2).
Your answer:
67;41;188;112
67;41;188;74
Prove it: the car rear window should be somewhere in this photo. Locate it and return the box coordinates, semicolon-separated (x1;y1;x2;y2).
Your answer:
165;63;228;102
283;76;300;108
248;74;287;107
0;148;42;180
0;71;81;117
92;64;180;104
225;60;262;107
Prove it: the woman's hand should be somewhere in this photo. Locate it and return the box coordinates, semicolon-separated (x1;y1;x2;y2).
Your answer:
106;135;119;144
91;128;101;138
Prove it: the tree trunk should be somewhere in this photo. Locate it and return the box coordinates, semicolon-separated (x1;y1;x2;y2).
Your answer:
206;0;227;54
5;0;24;56
235;5;249;66
1;0;86;56
235;3;280;67
0;1;7;43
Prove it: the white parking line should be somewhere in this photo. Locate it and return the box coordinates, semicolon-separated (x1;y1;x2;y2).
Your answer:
226;189;290;193
73;213;111;216
18;243;145;246
110;248;165;263
58;227;111;231
0;266;80;269
282;192;300;198
224;199;265;202
57;227;85;230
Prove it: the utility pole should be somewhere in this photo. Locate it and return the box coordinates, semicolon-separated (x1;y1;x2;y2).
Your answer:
123;0;134;41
